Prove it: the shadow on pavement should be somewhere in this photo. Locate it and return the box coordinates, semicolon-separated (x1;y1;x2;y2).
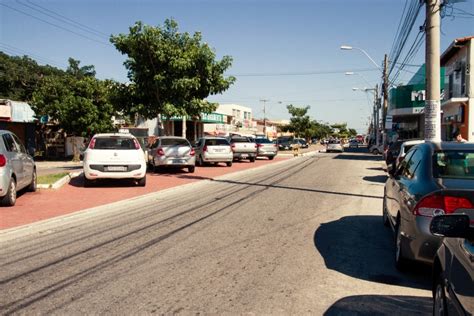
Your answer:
324;294;432;315
314;215;431;290
69;175;141;188
363;175;388;184
367;167;385;171
333;153;382;161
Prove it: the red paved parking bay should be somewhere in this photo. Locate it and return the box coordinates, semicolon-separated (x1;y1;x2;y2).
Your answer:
1;158;286;230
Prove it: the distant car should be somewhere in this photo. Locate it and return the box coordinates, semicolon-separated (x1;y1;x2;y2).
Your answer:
326;139;343;153
228;136;257;162
383;142;474;270
83;133;147;187
369;143;383;155
148;136;196;173
0;130;37;206
294;138;309;148
255;138;278;160
277;136;294;150
431;214;473;316
349;139;359;148
194;137;233;166
384;140;404;168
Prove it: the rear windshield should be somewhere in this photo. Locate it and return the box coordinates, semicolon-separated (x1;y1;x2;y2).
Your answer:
94;137;136;150
433;150;474;179
328;140;340;144
161;138;190;146
230;137;251;143
205;138;229;146
255;138;272;144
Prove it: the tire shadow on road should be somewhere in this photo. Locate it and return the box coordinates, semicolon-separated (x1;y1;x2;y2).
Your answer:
333;154;382;161
313;215;431;290
363;175;388;184
324;294;432;315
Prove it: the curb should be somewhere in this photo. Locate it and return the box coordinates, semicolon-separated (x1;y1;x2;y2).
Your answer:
37;171;82;190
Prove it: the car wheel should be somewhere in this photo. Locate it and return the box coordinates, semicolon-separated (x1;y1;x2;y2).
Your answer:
249;157;256;163
373;149;380;155
137;176;146;187
188;166;195;173
382;195;389;227
433;274;448;316
28;169;37;192
152;161;160;173
1;178;17;206
196;155;203;166
226;161;232;167
395;217;409;271
83;177;94;188
268;156;274;160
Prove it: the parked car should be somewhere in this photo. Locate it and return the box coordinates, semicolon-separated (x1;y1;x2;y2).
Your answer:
83;133;147;187
148;136;196;173
369;143;384;155
0;130;36;206
385;140;404;169
431;214;473;316
349;139;359;148
277;136;294;150
326;139;343;153
255;138;278;160
294;138;309;148
394;139;424;168
194;137;233;166
383;142;474;270
228;136;257;162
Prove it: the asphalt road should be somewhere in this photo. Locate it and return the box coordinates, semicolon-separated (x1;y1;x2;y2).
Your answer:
0;148;432;315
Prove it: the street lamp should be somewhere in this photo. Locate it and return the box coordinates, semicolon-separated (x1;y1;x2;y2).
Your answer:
340;45;382;72
345;71;373;87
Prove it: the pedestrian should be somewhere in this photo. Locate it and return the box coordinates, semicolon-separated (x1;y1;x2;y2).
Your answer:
453;130;467;143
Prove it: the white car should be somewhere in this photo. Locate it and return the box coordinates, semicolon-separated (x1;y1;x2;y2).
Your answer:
395;139;424;166
326;140;344;153
83;133;147;187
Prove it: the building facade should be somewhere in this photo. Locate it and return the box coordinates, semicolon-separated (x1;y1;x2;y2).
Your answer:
440;36;473;142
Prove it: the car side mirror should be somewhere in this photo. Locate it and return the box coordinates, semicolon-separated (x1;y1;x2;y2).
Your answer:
430;214;471;238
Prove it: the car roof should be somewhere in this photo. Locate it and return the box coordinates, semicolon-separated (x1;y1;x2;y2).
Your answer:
157;136;187;139
93;133;135;138
425;141;474;151
401;139;424;147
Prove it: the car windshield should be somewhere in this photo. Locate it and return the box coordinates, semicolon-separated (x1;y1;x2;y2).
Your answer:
161;138;190;146
433;150;474;179
255;138;272;144
205;138;229;146
93;137;136;150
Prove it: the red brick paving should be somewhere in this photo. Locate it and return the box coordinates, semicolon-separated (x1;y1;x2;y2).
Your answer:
1;158;287;230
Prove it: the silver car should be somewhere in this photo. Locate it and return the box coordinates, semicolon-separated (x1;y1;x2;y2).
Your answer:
255;138;278;160
148;136;196;173
326;139;343;153
0;130;36;206
194;137;233;167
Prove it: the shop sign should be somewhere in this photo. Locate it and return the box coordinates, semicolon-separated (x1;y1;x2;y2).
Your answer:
164;112;224;123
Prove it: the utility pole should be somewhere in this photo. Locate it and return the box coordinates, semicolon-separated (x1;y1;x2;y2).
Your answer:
425;0;441;141
374;84;380;146
382;54;389;145
260;99;269;137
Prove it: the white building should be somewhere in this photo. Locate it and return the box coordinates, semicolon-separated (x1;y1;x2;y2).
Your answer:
204;103;257;136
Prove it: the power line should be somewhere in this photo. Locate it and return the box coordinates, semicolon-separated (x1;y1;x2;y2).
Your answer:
0;42;66;68
0;2;110;46
228;68;379;77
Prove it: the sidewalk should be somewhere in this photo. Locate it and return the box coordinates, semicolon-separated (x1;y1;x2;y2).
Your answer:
36;160;83;176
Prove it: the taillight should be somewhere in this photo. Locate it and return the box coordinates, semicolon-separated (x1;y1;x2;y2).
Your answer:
203;145;208;152
133;139;141;149
88;138;96;149
254;143;258;149
0;154;6;167
157;148;165;156
414;194;473;217
257;144;263;148
190;148;195;156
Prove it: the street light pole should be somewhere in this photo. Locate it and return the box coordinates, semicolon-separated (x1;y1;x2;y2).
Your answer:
340;45;382;72
260;99;269;137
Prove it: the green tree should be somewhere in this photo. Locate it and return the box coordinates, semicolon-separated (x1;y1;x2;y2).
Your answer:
284;105;312;138
110;19;236;120
66;58;96;79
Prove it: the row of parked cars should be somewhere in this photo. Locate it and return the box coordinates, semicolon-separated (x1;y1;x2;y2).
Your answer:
381;139;473;315
82;133;279;187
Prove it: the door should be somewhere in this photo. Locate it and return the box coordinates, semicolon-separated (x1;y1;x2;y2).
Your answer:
12;133;34;189
2;133;24;187
389;149;416;222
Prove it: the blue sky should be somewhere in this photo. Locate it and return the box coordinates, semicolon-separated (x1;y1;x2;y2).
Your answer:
1;0;472;132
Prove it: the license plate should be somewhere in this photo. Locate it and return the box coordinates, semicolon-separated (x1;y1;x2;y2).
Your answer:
106;166;127;172
241;154;248;158
172;159;185;164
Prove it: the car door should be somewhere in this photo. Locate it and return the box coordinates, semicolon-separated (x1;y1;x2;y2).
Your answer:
2;133;24;187
11;133;34;189
389;149;417;223
447;235;474;314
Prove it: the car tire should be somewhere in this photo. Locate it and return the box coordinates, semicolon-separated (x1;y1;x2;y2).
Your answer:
226;161;232;167
196;155;203;166
28;169;37;192
188;166;195;173
83;177;94;188
382;195;389;227
1;178;17;206
433;274;448;316
137;176;146;187
395;217;409;271
249;157;256;163
268;156;274;160
372;149;380;155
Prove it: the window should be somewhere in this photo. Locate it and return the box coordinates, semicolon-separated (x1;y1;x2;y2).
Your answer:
2;134;17;152
11;134;26;154
205;138;229;146
160;138;190;146
433;150;474;179
404;149;422;179
94;137;136;150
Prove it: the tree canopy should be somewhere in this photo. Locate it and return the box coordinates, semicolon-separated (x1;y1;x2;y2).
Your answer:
110;18;236;119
